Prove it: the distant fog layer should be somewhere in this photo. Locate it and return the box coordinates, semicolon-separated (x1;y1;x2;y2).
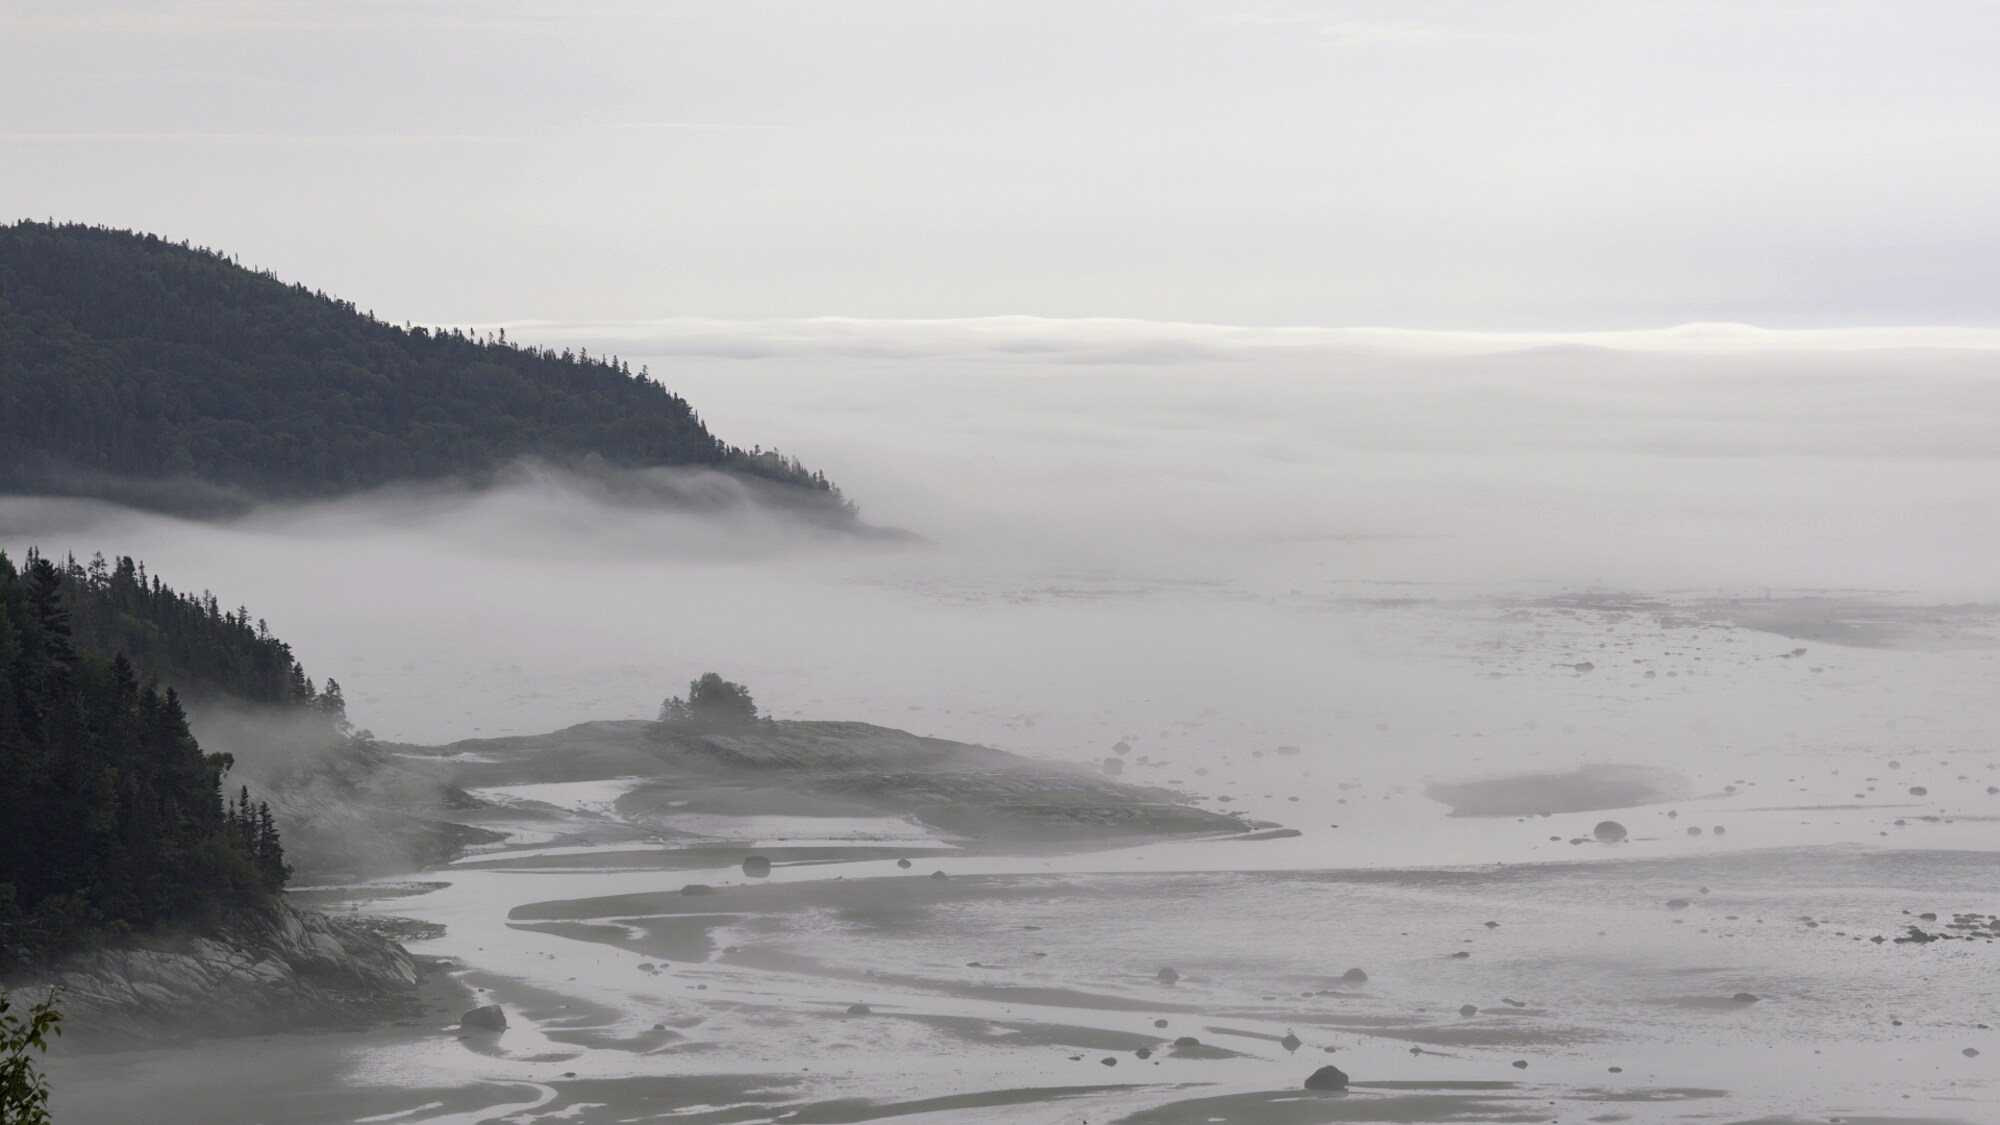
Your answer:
3;327;1994;800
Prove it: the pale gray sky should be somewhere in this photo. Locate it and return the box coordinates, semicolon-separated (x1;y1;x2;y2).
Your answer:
5;0;1997;329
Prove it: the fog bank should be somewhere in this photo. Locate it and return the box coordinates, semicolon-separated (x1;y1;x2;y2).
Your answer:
4;325;1995;782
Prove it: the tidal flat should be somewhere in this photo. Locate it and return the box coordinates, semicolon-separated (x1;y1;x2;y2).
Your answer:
43;591;2000;1125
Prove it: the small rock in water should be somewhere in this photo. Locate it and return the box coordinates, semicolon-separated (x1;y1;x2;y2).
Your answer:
1512;1059;1529;1069
1687;826;1704;836
930;870;948;880
1667;898;1691;910
636;962;656;972
742;855;773;878
1460;1004;1479;1017
459;1005;507;1032
1100;1056;1117;1066
1965;1048;1981;1058
1593;820;1628;843
1282;1032;1303;1052
681;883;716;896
846;1003;872;1015
1910;786;1929;797
896;858;913;869
1608;1065;1623;1073
1483;920;1500;929
1156;966;1180;984
1154;1018;1170;1028
1342;967;1369;984
1449;951;1471;959
1174;1036;1202;1048
1732;992;1760;1003
1135;1047;1153;1059
1113;740;1132;755
1303;1065;1350;1091
1102;757;1125;775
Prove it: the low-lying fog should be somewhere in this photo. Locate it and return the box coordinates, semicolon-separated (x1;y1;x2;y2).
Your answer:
22;321;2000;1123
8;322;1997;754
9;323;2000;839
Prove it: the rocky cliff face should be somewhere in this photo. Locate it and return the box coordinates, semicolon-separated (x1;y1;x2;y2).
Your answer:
7;902;421;1046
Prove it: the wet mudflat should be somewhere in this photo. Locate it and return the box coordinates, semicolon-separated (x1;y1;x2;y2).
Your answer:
42;594;2000;1125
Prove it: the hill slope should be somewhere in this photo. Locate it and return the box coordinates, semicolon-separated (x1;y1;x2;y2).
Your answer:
0;551;290;965
0;221;848;517
39;550;499;882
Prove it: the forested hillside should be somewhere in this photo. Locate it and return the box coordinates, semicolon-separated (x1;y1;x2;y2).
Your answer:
52;552;341;714
0;221;848;515
0;552;289;966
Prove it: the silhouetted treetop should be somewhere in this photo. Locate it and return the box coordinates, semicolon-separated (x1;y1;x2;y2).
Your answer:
0;221;849;517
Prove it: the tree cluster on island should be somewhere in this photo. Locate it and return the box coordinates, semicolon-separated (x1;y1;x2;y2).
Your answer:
658;673;764;732
0;221;850;517
0;551;309;967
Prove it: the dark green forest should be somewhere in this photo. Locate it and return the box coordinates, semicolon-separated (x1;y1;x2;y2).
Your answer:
56;551;342;714
0;221;847;515
0;551;294;966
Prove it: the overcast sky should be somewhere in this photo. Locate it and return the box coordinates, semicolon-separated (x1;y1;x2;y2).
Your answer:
5;1;1997;329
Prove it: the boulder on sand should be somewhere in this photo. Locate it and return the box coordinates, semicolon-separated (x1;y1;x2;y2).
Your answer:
460;1004;507;1032
1593;820;1628;843
1342;967;1368;984
1156;966;1180;984
1303;1064;1349;1091
681;883;716;896
742;855;773;878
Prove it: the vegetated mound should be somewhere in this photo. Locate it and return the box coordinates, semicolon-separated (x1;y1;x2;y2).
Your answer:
423;718;1248;842
0;221;851;519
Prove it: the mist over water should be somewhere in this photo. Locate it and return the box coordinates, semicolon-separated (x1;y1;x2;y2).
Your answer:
20;323;2000;1123
9;324;1998;737
8;324;1998;849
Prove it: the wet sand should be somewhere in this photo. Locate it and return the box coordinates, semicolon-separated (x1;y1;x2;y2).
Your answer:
41;593;2000;1125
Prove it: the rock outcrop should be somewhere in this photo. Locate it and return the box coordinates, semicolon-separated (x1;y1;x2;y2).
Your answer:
5;901;420;1046
1304;1064;1350;1090
459;1004;507;1031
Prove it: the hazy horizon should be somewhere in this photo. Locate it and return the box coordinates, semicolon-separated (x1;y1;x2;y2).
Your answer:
10;5;2000;1122
8;1;1999;330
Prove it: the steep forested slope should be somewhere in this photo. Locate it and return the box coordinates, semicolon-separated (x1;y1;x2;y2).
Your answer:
0;221;847;516
0;552;289;965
